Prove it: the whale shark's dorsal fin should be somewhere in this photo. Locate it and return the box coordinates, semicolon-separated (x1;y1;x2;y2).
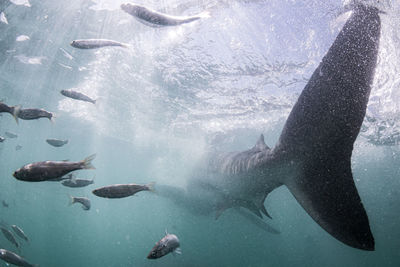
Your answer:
253;134;269;151
275;4;380;251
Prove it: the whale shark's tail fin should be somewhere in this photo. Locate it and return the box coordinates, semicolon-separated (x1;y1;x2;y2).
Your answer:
285;155;374;250
276;5;381;251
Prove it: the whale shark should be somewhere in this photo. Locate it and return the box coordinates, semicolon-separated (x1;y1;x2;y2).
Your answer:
186;4;381;251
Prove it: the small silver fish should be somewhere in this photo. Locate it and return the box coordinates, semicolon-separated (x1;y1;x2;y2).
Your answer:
60;89;96;104
46;138;68;147
17;108;54;121
0;136;4;142
0;249;38;267
62;177;94;188
69;196;91;210
2;200;8;207
13;154;96;182
92;182;155;199
121;3;207;27
147;231;181;259
5;131;17;138
0;227;19;248
11;225;29;242
70;39;128;49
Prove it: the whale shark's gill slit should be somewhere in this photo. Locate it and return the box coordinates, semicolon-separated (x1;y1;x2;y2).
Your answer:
275;4;381;251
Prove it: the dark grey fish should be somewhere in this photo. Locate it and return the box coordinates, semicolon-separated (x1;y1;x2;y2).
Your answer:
121;3;207;27
2;200;8;207
0;136;4;142
62;177;94;188
11;225;29;242
15;145;22;151
60;89;96;104
46;138;68;147
69;196;91;210
0;102;20;123
147;232;181;259
70;39;128;49
0;249;38;267
5;131;17;138
13;154;96;182
47;173;74;182
0;227;19;248
92;182;155;199
17;108;54;121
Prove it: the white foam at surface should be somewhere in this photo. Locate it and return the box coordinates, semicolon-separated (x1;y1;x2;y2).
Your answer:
14;54;46;65
0;12;8;24
16;35;30;42
9;0;31;7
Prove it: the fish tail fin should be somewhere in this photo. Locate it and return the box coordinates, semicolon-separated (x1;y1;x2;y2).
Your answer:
147;182;156;192
81;154;96;169
284;153;374;250
68;195;75;206
336;2;386;18
275;4;379;251
50;113;56;123
174;248;182;255
198;10;211;19
121;43;131;49
12;105;20;124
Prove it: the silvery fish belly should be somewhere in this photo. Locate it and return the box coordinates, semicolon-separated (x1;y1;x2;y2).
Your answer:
70;39;127;49
147;233;180;259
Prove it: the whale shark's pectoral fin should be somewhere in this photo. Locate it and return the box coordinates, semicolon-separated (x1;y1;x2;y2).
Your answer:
259;203;272;219
256;191;272;219
234;207;281;235
243;201;263;219
215;198;264;219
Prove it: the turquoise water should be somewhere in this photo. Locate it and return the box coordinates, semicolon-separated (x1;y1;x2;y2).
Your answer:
1;0;400;266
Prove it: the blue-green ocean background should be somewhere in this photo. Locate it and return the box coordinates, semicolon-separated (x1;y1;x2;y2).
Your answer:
0;0;400;266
